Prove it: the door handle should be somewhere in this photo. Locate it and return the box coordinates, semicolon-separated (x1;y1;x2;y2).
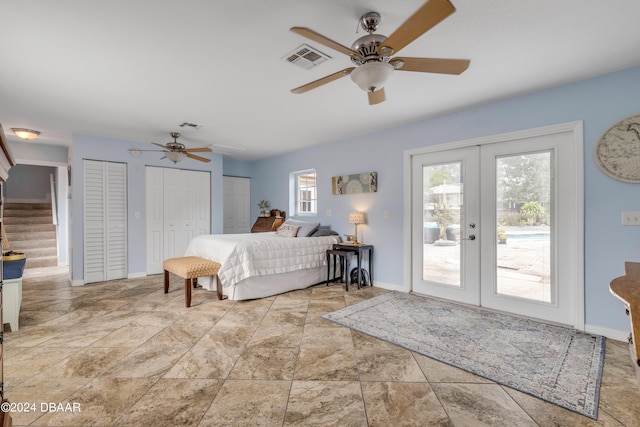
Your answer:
463;234;476;241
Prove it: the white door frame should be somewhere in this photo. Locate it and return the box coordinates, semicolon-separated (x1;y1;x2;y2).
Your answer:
403;121;584;329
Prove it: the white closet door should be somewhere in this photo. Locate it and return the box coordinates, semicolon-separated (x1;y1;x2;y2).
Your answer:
192;170;211;237
105;162;127;280
145;167;211;275
84;160;106;283
163;167;183;259
83;160;127;283
223;176;250;234
145;167;164;274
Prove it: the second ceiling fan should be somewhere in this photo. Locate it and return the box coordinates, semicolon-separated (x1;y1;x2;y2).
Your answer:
151;132;212;163
290;0;470;105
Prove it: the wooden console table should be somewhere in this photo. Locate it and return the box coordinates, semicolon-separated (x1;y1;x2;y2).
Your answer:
251;211;285;233
609;262;640;381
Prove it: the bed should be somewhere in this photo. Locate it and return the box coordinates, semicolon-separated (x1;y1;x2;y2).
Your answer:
184;226;341;300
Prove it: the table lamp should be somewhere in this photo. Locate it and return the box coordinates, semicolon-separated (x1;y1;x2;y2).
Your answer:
348;211;366;245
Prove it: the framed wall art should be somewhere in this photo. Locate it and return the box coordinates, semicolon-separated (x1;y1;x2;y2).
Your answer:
332;172;377;194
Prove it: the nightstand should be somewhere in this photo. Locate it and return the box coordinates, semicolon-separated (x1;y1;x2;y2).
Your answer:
332;243;374;287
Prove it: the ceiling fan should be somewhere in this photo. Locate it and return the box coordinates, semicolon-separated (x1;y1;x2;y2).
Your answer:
144;132;212;163
290;0;470;105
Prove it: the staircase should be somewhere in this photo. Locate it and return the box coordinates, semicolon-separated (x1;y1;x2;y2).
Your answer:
3;202;58;269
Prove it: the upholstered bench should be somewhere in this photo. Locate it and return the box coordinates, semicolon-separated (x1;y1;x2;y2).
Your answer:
163;256;223;307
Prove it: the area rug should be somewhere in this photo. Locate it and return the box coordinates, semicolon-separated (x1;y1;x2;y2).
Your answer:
322;292;605;419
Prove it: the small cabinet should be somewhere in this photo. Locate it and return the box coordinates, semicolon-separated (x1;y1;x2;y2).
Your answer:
251;211;285;233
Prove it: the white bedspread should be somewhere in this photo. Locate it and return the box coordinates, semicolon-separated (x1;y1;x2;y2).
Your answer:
184;232;340;291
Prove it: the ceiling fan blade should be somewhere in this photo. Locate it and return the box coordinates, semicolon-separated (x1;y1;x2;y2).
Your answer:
152;142;168;149
394;57;470;74
290;27;361;58
186;153;211;163
368;88;386;105
185;147;213;153
291;67;355;94
378;0;456;56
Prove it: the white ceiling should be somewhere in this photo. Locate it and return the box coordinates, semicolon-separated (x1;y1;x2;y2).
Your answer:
2;0;640;161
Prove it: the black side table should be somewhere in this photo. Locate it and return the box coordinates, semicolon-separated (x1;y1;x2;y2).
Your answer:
332;243;374;288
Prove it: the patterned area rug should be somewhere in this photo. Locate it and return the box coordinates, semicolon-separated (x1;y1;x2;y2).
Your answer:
323;292;605;419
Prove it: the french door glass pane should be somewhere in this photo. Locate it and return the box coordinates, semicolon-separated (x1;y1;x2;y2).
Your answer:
422;162;462;287
495;151;552;302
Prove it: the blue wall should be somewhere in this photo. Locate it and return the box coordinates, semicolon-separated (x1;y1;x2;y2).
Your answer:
5;164;55;202
7;141;70;266
9;66;640;337
248;66;640;336
69;134;224;282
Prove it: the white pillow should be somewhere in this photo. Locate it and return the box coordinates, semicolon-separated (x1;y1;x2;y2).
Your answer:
276;224;300;237
278;219;320;237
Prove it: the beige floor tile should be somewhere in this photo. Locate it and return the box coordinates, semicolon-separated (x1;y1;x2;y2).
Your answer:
228;346;298;380
300;324;354;349
248;324;303;347
35;347;134;378
4;377;93;426
5;269;638;426
31;377;156;426
284;380;367;426
356;348;427;382
200;379;290;426
295;348;359;381
413;352;494;383
361;381;452;427
101;345;191;379
163;345;244;379
90;325;165;348
117;378;222;426
431;383;537;426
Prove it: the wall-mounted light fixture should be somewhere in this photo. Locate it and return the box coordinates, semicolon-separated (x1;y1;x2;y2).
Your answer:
11;128;41;141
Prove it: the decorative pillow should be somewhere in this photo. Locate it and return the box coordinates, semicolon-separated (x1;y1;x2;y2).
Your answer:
276;224;300;237
279;219;320;237
309;227;339;237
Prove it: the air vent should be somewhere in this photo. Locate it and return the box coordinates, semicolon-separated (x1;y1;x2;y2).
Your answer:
179;122;200;129
284;44;331;70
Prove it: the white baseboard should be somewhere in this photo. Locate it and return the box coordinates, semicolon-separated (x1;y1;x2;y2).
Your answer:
127;272;147;279
5;198;51;204
585;324;629;342
372;281;405;292
71;279;85;287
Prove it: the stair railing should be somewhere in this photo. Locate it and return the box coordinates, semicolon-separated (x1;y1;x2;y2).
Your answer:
50;173;58;225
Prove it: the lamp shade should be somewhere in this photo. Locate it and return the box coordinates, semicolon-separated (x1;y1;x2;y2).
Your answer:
166;151;186;163
349;211;366;225
350;62;394;91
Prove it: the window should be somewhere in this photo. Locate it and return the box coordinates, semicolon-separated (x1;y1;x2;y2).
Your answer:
291;169;317;216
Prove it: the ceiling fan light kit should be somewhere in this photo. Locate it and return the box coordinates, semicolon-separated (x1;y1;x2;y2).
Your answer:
350;62;394;92
165;151;187;163
132;132;213;163
289;0;469;105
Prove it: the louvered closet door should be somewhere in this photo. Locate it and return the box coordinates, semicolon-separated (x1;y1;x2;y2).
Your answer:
83;160;127;283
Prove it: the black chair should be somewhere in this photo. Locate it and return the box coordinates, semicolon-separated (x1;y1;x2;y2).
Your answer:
326;249;357;291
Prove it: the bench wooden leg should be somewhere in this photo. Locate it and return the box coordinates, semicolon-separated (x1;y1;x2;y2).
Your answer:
164;270;170;293
185;278;192;307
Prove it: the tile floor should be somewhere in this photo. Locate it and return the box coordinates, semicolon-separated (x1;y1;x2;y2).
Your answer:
3;269;640;426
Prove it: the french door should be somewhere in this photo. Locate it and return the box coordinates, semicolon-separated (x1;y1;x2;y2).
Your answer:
411;124;582;326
